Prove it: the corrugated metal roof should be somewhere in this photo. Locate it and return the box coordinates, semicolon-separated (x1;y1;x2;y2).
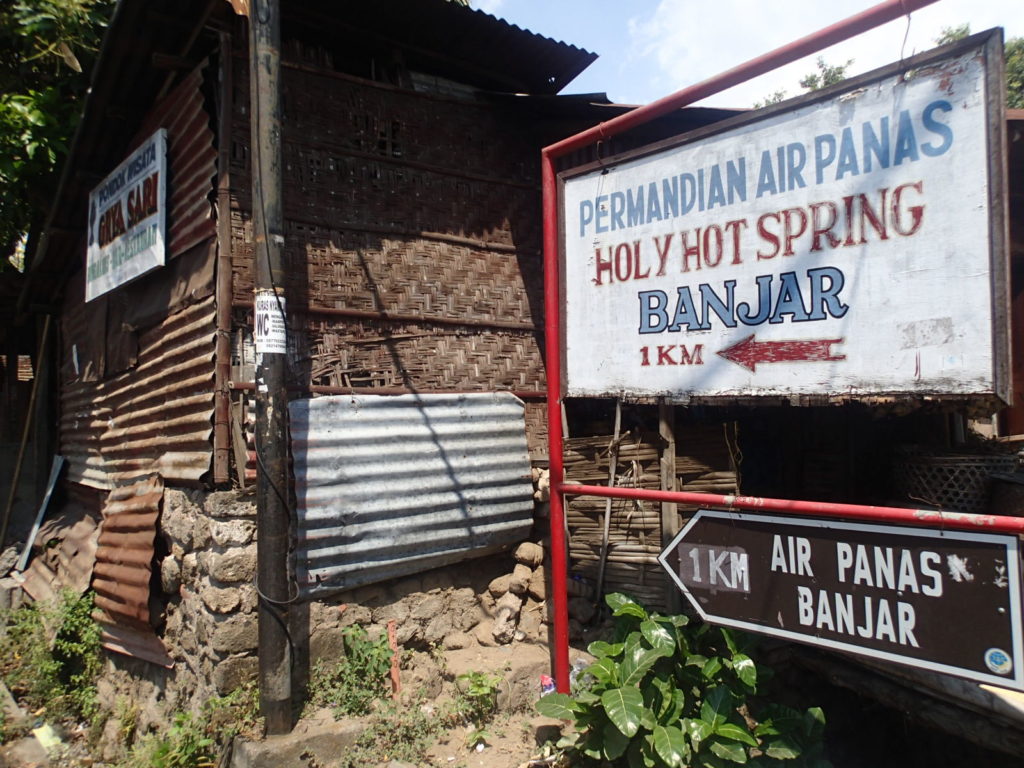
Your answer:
288;0;596;95
290;391;535;597
92;474;173;667
60;297;216;489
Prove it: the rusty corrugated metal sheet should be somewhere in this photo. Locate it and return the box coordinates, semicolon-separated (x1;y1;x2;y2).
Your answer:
93;474;173;667
133;61;217;258
1;355;34;382
60;297;216;490
20;506;100;602
290;392;535;597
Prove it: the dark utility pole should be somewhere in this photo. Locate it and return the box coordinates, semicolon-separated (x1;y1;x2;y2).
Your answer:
249;0;291;734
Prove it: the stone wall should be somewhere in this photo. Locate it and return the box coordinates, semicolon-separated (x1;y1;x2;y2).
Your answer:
149;486;553;698
159;489;261;699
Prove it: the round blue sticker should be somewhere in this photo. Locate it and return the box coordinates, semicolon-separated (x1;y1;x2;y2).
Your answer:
985;648;1013;675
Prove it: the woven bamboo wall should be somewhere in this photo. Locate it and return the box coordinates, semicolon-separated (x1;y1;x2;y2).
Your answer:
565;423;740;612
229;55;547;440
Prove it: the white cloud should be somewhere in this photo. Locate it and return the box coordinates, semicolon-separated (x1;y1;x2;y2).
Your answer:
474;0;506;16
624;0;1024;108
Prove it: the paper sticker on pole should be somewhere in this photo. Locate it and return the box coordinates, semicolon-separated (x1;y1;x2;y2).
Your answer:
658;509;1024;690
254;290;287;355
558;33;1008;401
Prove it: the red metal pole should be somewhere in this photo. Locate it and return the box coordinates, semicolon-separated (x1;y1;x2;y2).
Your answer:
542;151;572;692
558;483;1024;535
541;0;942;692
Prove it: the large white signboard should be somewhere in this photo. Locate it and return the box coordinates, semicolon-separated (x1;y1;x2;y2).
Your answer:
86;128;167;302
561;35;1007;400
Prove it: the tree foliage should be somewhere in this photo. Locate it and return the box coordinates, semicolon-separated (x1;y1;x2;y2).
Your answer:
753;57;853;108
756;24;1024;111
797;56;854;92
0;0;114;270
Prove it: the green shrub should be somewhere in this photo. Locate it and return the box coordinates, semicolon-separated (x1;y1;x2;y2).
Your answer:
307;624;394;717
456;669;503;748
126;713;215;768
537;593;829;768
121;685;262;768
0;590;102;723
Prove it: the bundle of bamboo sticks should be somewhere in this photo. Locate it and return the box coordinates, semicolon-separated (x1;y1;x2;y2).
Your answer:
564;423;739;612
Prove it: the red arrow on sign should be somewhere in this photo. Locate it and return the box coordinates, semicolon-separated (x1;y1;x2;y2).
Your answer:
717;334;845;372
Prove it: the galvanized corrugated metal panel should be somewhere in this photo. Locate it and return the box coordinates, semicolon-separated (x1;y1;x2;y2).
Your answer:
92;474;173;667
290;392;535;596
60;297;216;489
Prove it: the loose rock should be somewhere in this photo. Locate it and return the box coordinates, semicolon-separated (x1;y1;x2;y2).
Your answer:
514;542;544;568
509;563;532;595
488;573;512;597
528;565;546;601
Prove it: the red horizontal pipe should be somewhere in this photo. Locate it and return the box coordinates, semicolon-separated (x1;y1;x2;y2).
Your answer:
544;0;939;159
558;483;1024;535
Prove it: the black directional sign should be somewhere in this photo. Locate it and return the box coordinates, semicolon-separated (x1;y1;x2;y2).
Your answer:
658;510;1024;690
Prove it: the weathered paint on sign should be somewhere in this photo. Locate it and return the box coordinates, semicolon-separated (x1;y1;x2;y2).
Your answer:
561;40;1006;399
659;509;1024;690
86;129;167;302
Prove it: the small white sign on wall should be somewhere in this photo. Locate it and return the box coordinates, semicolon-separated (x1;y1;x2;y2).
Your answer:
560;33;1008;402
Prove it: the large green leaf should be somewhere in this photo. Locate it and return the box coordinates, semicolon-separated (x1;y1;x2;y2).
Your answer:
732;654;757;689
588;656;620;686
700;686;733;728
622;648;664;686
720;627;739;655
663;688;685;725
601;686;645;738
607;593;648;621
765;739;801;760
803;706;826;739
603;718;631;761
652;725;690;768
683;717;712;751
641;620;676;655
536;693;578;720
716;722;758;747
588;640;624;659
701;656;724;680
651;675;673;719
710;739;749;764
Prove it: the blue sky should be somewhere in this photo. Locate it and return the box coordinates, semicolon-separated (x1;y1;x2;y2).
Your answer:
474;0;1024;107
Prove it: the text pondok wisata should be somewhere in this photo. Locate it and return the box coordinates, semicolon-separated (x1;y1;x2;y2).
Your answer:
85;128;167;302
559;37;1007;400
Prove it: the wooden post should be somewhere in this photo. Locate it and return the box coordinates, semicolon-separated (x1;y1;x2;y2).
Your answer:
658;399;681;614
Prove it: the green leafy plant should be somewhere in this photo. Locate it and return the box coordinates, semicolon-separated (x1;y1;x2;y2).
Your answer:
202;680;262;743
456;670;503;748
537;593;830;768
307;624;394;717
118;684;262;768
0;589;102;723
332;695;444;768
128;713;215;768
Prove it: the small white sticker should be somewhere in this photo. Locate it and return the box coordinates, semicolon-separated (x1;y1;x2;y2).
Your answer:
254;291;286;355
985;648;1013;675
